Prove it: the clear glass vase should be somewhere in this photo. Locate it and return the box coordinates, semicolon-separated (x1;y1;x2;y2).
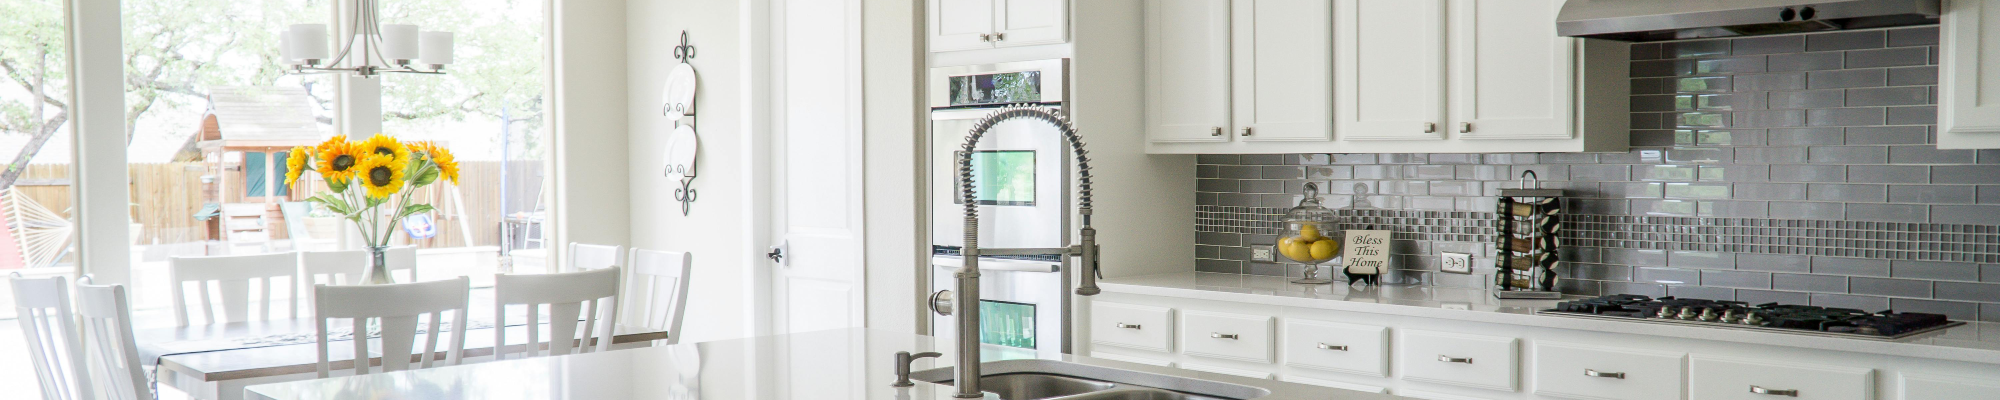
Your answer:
1279;183;1342;284
362;245;396;285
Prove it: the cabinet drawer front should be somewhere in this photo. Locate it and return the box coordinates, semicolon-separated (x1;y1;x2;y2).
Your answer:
1090;302;1174;352
1179;310;1274;363
1901;373;2000;399
1690;355;1873;400
1533;342;1684;400
1282;319;1388;377
1399;329;1519;392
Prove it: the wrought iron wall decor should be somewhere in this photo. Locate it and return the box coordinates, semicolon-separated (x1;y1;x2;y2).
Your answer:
662;30;700;216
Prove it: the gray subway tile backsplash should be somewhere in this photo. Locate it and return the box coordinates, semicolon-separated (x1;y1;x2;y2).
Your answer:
1191;29;2000;322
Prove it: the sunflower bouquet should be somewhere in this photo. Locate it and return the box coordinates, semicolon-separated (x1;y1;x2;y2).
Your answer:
283;134;461;283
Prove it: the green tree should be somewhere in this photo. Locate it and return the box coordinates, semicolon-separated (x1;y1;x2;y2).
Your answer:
0;0;72;190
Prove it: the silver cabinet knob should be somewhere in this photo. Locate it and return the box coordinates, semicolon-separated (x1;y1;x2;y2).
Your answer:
1316;343;1348;351
1424;122;1437;133
979;33;993;42
1209;333;1239;340
1460;122;1472;133
1240;127;1253;136
992;32;1005;41
1584;369;1625;379
1749;386;1799;397
1210;127;1224;136
1438;355;1473;364
1114;323;1141;330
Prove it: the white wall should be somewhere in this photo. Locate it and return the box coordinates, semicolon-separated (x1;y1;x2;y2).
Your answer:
1073;0;1195;279
627;0;756;343
861;0;925;334
552;0;632;269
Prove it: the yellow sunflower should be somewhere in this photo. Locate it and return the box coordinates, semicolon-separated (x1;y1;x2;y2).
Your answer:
355;154;408;199
428;145;460;185
283;146;310;187
315;139;365;184
358;133;411;163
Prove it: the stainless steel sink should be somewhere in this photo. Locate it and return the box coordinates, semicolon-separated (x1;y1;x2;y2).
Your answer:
909;360;1268;400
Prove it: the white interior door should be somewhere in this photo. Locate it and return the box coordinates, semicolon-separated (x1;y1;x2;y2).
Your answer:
769;0;866;336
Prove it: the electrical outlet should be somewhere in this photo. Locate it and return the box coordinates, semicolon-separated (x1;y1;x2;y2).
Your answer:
1251;245;1275;262
1441;252;1473;274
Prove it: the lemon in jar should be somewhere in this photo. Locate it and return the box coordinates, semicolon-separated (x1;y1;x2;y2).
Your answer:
1282;240;1313;262
1298;224;1323;241
1309;239;1339;260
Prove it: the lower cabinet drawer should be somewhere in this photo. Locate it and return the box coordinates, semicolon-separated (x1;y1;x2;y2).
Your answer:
1399;329;1519;392
1179;310;1274;363
1090;302;1174;352
1532;342;1684;400
1901;373;2000;399
1690;355;1873;400
1282;319;1388;377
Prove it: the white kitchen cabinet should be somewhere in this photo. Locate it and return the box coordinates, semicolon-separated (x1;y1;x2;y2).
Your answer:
1282;319;1388;377
1449;0;1572;141
1338;0;1447;141
1399;329;1519;392
1940;0;2000;148
1143;0;1232;144
1533;342;1684;400
1179;310;1274;363
1689;355;1873;400
928;0;1067;52
1090;301;1175;353
1900;373;2000;399
1145;0;1334;149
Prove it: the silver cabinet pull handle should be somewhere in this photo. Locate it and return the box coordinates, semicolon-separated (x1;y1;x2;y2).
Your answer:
1316;343;1347;351
1460;122;1472;133
1240;127;1253;136
1583;369;1625;379
1424;122;1437;133
1437;355;1473;364
1210;333;1238;340
1210;127;1224;136
1114;323;1141;330
1749;386;1798;397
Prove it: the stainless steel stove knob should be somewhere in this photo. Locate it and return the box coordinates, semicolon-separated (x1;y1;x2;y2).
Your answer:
1741;313;1762;325
1657;306;1678;318
1698;308;1720;322
1720;309;1742;324
1677;307;1700;320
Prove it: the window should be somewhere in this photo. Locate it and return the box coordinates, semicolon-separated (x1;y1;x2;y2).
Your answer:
0;0;78;280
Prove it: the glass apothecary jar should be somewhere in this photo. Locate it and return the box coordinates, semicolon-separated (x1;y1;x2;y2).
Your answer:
1278;182;1342;284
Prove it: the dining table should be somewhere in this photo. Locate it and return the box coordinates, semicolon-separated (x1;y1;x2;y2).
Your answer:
137;287;672;400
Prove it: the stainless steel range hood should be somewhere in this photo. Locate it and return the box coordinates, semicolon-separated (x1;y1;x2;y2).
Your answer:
1558;0;1940;42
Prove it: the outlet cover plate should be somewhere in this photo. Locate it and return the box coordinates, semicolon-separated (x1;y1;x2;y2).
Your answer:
1441;252;1473;274
1251;245;1275;262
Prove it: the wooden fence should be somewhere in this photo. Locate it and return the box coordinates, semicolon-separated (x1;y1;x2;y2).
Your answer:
12;161;539;249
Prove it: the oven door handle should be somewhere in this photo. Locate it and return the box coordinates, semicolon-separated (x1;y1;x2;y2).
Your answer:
932;256;1060;273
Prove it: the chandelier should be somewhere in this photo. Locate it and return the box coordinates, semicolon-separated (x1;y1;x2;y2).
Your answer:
277;0;453;77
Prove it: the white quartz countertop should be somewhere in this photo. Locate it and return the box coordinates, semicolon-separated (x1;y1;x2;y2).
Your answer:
245;327;1402;400
1098;272;2000;365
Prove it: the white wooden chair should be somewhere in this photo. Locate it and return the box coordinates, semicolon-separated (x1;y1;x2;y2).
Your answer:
168;252;300;327
493;267;620;360
220;203;272;254
313;276;470;378
73;277;152;400
9;273;90;400
627;248;694;344
567;242;623;272
278;202;336;252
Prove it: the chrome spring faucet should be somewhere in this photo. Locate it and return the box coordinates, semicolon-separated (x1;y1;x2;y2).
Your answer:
929;106;1101;398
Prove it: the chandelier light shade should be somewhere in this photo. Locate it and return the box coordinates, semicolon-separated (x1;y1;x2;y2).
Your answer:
280;0;452;77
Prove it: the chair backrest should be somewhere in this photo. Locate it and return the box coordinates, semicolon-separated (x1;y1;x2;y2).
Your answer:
300;247;418;287
221;203;271;254
313;276;470;378
494;267;620;360
278;202;312;243
9;273;91;400
72;278;151;400
628;248;694;344
567;242;623;272
168;252;300;326
385;245;419;281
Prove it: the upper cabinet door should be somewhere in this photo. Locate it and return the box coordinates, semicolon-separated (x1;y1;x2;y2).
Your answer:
1146;0;1233;143
1451;0;1574;141
994;0;1067;47
1231;0;1333;142
1940;0;2000;149
1337;0;1447;141
931;0;997;52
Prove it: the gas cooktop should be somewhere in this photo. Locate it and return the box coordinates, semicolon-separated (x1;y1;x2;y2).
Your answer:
1536;294;1965;341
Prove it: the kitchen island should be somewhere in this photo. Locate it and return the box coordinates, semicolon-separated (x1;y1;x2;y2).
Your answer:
244;327;1397;399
